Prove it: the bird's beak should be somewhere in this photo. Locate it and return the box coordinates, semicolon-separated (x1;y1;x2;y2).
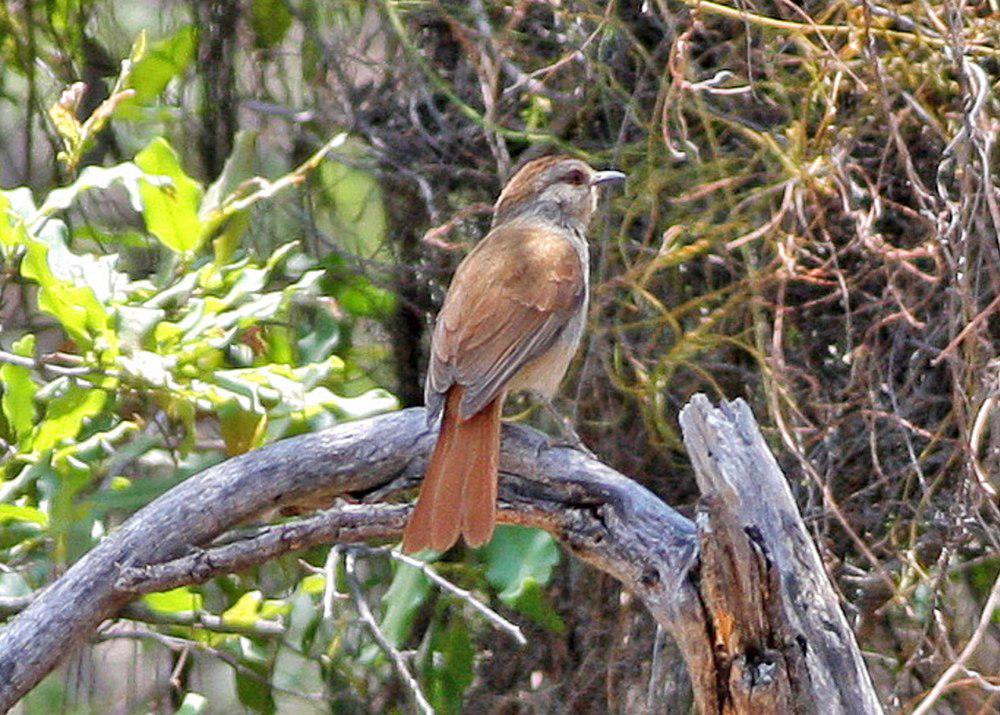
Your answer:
590;170;627;187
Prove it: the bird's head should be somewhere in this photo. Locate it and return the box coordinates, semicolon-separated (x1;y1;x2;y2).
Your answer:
492;155;625;230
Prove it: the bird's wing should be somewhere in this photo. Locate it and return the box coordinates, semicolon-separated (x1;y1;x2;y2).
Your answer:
425;224;585;421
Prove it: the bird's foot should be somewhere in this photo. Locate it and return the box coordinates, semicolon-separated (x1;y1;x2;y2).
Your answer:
538;399;595;458
545;426;596;459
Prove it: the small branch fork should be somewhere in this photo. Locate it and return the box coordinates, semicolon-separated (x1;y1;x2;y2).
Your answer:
343;548;433;715
348;544;526;646
0;400;883;714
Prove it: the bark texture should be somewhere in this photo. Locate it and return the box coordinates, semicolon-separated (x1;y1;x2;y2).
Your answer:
0;396;882;714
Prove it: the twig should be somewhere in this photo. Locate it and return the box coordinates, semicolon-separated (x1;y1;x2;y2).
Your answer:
115;503;410;594
0;349;91;376
120;602;286;638
421;201;493;250
97;627;325;702
929;291;1000;367
646;624;668;709
214;132;348;218
348;543;527;646
911;571;1000;715
1;594;285;638
344;549;433;715
323;545;344;619
682;0;999;55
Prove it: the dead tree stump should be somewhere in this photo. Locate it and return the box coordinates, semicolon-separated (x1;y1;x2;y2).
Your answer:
678;396;882;714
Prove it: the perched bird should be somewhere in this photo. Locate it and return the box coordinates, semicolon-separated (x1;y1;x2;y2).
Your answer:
402;156;625;554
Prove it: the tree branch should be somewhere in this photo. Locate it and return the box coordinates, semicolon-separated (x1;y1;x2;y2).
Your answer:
0;399;882;714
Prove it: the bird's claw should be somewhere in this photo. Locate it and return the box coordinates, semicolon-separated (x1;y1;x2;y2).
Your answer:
546;431;596;459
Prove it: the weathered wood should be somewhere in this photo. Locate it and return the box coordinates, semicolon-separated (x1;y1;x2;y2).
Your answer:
680;395;883;715
0;397;882;714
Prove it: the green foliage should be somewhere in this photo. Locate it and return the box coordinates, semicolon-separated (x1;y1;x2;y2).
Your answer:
0;335;36;442
250;0;292;48
378;553;434;648
425;610;475;714
0;34;419;712
0;12;585;711
483;525;565;632
128;26;198;104
135;136;206;254
176;692;208;715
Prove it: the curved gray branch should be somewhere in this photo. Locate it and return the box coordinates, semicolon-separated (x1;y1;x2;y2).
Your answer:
0;398;882;714
0;407;697;711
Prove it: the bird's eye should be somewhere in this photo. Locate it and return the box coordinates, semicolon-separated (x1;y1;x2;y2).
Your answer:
564;169;587;186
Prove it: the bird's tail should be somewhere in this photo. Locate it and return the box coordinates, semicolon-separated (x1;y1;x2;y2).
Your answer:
402;387;502;553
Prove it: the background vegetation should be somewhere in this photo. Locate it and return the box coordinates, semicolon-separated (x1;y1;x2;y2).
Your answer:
1;0;999;712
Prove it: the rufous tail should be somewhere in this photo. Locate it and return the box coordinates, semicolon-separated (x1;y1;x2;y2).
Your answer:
402;387;502;553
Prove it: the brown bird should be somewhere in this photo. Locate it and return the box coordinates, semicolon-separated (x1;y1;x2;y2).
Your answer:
402;155;625;554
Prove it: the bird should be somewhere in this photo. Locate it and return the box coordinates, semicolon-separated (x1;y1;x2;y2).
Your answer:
401;155;625;554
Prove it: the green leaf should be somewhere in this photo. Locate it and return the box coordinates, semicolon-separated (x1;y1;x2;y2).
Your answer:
322;255;397;318
235;672;275;715
201;130;259;263
1;187;36;220
0;334;37;442
482;525;565;632
0;504;49;527
129;26;198;103
314;387;398;420
223;590;265;627
297;308;340;362
218;401;268;455
135;137;205;254
234;637;276;714
250;0;292;47
379;552;434;647
504;578;565;633
15;221;118;350
30;384;107;454
0;189;32;252
0;571;32;598
427;613;475;714
144;586;203;614
483;526;560;597
36;163;152;217
300;574;325;595
312;157;387;259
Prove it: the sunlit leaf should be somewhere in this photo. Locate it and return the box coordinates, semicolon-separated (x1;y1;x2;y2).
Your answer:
0;334;37;442
176;692;207;715
37;162;153;216
224;591;265;627
135;137;205;254
144;586;204;614
129;26;198;103
0;504;49;527
30;384;108;454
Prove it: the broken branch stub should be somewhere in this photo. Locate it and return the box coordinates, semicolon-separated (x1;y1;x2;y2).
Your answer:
680;395;883;715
